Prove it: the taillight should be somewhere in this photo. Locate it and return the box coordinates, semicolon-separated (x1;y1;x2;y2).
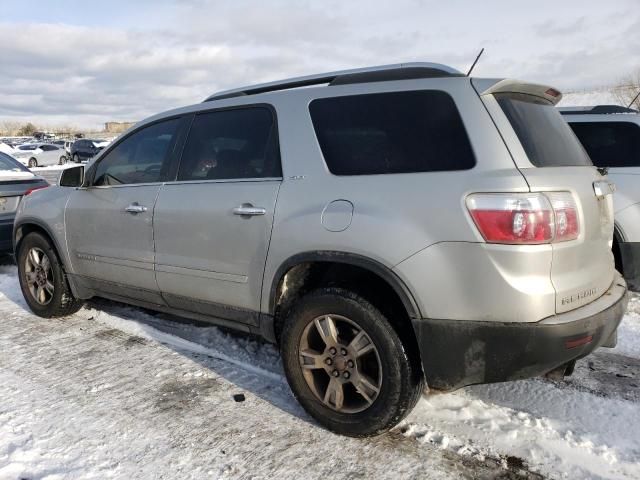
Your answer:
23;185;49;196
466;192;579;244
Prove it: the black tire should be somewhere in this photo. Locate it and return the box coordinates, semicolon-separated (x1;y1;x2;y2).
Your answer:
17;232;83;318
281;287;424;437
73;154;80;163
28;158;37;168
59;155;67;165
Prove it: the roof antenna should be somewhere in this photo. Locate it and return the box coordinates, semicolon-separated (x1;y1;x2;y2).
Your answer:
466;48;485;76
627;88;640;109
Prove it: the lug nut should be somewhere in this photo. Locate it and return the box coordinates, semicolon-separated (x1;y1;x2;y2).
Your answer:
340;348;347;356
343;371;350;379
325;358;333;366
332;370;339;377
329;347;337;355
347;360;354;368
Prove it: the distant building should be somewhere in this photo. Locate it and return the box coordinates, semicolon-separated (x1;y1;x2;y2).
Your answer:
104;121;135;133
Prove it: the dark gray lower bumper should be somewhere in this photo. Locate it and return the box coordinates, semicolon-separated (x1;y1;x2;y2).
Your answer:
413;285;628;391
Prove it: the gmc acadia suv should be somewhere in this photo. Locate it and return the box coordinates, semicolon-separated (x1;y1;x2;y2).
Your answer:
14;63;627;437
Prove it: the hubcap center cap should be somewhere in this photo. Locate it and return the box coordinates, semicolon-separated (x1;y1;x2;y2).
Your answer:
334;355;347;371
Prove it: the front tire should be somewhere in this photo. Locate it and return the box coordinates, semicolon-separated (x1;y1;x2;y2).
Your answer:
281;288;423;437
59;155;67;165
17;232;83;317
28;158;37;168
73;154;80;163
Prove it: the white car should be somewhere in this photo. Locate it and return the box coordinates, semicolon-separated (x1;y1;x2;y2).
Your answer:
12;143;67;168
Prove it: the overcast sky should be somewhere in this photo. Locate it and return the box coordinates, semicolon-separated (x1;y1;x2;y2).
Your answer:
1;0;639;130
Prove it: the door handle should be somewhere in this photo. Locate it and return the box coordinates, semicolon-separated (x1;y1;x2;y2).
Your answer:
125;203;148;214
233;204;266;216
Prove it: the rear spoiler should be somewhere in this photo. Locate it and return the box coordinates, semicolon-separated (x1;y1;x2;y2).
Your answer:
474;78;563;105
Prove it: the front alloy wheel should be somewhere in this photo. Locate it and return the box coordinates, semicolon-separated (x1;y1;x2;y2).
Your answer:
24;247;55;305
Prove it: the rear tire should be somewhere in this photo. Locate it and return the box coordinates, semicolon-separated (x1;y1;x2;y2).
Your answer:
28;158;37;168
59;155;67;165
17;232;83;318
280;287;423;437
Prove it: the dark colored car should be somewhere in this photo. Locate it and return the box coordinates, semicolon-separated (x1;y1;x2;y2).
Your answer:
69;139;108;163
0;152;48;253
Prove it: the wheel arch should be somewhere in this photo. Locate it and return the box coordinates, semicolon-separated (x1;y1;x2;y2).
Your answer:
14;219;68;271
268;251;421;320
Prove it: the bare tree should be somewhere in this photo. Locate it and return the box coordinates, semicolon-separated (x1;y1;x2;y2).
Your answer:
613;69;640;109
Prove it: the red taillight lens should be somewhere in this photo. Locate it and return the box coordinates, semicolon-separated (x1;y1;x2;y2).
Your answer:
466;192;579;244
23;185;49;196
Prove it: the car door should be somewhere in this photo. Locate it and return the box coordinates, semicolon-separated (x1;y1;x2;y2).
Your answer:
154;106;282;326
65;117;185;305
38;144;61;166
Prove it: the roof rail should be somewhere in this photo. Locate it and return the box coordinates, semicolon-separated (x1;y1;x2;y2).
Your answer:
559;105;639;115
203;62;463;102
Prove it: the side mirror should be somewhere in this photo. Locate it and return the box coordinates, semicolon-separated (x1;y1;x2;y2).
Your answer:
59;165;84;187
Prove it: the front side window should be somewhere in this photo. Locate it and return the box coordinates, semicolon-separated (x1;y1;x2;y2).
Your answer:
92;118;180;186
309;90;475;175
177;107;281;181
568;121;640;168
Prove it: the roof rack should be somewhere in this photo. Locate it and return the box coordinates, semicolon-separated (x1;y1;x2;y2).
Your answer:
203;62;463;102
559;105;639;115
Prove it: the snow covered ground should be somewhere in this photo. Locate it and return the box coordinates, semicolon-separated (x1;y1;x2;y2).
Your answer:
0;261;638;479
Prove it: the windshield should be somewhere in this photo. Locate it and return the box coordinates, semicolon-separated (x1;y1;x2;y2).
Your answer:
0;152;30;172
496;93;592;167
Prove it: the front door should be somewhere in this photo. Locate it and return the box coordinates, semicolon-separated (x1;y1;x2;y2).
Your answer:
153;106;282;325
65;117;184;305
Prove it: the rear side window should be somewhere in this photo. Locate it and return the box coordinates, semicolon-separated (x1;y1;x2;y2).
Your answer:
568;121;640;168
309;91;475;175
177;107;281;181
496;93;592;167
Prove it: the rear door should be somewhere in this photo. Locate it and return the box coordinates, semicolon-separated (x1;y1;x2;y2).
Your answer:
153;106;282;326
477;82;615;313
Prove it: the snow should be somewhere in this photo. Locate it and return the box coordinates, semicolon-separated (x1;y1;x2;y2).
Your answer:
0;262;639;479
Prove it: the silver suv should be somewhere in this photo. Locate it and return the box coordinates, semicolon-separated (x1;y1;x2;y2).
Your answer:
14;63;627;437
560;105;640;291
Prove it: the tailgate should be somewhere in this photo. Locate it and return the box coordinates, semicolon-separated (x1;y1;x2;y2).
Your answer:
475;79;616;313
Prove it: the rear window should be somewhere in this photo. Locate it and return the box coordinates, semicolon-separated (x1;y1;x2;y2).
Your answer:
568;121;640;168
496;93;592;167
309;90;475;175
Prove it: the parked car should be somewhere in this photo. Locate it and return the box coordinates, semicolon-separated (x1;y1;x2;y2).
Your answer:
14;63;627;437
0;152;48;253
70;139;110;163
560;105;640;291
12;143;66;168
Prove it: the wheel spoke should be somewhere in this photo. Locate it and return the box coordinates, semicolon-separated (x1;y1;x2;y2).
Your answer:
29;249;40;267
37;286;46;304
41;254;51;273
25;271;37;284
45;281;55;295
299;349;325;370
323;377;345;411
349;330;374;358
314;316;339;346
352;372;380;405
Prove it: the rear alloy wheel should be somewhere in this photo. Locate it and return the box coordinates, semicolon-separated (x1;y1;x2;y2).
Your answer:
17;232;83;317
28;157;37;168
59;155;67;165
281;288;423;437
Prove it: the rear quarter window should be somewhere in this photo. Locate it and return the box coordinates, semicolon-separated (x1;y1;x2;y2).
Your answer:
568;121;640;168
309;90;475;175
496;92;592;167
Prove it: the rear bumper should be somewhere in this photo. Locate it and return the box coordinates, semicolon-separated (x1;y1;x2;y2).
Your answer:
0;216;15;253
619;241;640;291
413;275;628;391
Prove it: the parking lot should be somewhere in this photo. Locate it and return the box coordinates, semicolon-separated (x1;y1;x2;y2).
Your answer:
1;258;639;479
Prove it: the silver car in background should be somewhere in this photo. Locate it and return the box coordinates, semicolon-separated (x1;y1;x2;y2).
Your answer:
12;143;67;168
13;63;627;437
